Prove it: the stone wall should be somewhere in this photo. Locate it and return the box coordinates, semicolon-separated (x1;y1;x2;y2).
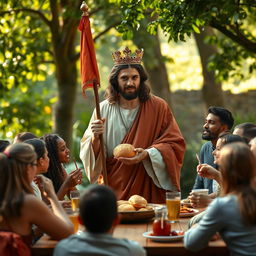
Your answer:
171;89;256;142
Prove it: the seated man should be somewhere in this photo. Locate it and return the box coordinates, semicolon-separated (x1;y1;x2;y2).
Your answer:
53;185;146;256
192;106;234;193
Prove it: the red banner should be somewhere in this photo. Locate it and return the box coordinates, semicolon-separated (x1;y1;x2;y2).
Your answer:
78;16;100;93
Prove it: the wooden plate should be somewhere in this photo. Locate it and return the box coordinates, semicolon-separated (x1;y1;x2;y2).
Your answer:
119;209;155;222
118;203;162;223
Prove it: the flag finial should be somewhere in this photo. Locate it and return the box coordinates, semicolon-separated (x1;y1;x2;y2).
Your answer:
80;1;89;16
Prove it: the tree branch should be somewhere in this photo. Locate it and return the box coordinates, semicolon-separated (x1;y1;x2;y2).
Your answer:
49;0;60;36
0;8;51;27
89;6;103;17
210;20;256;53
60;0;82;56
94;21;121;42
238;3;256;7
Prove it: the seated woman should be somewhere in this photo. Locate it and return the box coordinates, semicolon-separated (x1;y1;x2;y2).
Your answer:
25;138;50;199
0;143;74;248
41;134;82;200
184;142;256;255
189;134;245;208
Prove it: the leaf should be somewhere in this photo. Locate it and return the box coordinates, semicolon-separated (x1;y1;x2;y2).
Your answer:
192;24;200;34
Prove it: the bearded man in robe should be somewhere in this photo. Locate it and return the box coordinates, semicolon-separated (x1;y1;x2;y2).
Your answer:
80;47;185;203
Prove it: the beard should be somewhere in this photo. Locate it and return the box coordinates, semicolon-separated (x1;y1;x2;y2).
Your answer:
118;85;139;101
202;129;219;141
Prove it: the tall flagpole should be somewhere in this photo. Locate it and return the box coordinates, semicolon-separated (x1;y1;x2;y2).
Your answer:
80;2;108;185
92;80;108;186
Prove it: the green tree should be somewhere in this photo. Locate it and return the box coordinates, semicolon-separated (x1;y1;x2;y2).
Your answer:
116;0;256;85
194;27;224;107
0;0;119;146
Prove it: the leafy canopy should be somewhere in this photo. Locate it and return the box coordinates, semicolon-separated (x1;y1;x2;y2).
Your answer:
114;0;256;81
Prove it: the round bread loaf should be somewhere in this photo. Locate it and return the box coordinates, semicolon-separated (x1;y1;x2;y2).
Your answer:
118;203;136;212
117;200;129;206
113;144;136;158
128;195;147;209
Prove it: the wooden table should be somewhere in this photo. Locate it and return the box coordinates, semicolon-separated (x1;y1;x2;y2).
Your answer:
31;216;229;256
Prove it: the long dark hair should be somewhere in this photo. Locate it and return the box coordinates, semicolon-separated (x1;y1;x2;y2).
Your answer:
105;64;151;104
41;134;64;192
25;138;46;160
220;142;256;225
0;143;36;219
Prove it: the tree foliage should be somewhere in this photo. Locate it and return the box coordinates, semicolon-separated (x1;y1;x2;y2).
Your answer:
0;0;120;143
115;0;256;81
0;0;55;138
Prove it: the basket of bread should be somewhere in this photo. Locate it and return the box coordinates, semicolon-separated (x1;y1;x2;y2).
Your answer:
118;195;155;222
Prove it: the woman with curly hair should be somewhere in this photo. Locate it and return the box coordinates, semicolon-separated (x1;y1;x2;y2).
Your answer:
42;134;82;200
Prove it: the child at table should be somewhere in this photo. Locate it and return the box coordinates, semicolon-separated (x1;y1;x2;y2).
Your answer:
53;185;146;256
184;142;256;255
41;134;82;200
0;143;74;250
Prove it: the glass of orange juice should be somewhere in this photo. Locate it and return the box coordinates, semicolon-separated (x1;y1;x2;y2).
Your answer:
70;190;80;212
65;208;79;233
166;191;181;223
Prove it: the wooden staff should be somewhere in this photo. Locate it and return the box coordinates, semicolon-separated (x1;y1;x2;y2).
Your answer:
80;2;108;185
93;80;108;185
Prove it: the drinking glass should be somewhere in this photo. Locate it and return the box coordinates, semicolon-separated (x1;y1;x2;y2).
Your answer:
70;190;80;212
166;191;181;223
65;208;79;233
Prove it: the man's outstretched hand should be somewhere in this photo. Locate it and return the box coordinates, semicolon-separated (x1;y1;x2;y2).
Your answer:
115;148;149;165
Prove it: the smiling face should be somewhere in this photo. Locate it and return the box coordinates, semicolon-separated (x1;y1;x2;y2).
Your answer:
117;68;140;101
202;114;227;143
57;138;70;163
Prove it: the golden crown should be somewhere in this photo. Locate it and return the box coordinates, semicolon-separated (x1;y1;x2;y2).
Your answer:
112;47;144;66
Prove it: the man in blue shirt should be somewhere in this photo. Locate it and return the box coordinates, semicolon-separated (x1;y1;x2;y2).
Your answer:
192;106;234;193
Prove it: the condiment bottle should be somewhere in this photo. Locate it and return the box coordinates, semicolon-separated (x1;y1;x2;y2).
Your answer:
152;206;171;236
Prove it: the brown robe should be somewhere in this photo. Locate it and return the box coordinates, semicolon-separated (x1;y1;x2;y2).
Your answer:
106;95;186;203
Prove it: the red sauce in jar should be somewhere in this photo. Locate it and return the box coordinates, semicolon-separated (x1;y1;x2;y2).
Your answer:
152;219;171;236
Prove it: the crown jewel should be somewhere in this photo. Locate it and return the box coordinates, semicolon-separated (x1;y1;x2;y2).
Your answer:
112;47;144;66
